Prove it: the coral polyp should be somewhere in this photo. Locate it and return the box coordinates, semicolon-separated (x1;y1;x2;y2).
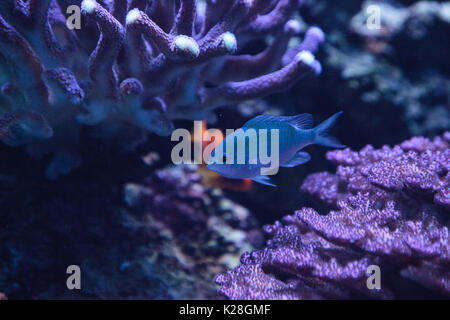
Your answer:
0;0;324;179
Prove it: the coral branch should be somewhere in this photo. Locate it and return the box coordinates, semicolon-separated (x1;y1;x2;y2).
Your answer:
282;26;325;66
201;51;321;108
204;20;301;83
82;0;125;97
0;14;48;106
173;0;197;36
0;110;53;146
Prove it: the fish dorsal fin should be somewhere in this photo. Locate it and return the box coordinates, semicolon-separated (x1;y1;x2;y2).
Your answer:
243;114;313;129
283;114;313;129
243;115;282;128
281;151;311;168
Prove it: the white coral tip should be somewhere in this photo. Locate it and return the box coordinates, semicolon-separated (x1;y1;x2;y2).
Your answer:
285;20;302;34
81;0;97;14
126;8;141;25
174;35;200;57
308;26;325;42
296;51;316;66
222;32;237;53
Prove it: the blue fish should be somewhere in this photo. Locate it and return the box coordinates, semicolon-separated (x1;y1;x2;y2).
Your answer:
206;112;344;187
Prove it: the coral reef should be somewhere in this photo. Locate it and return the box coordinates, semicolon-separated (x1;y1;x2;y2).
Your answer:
1;0;448;301
0;0;324;179
215;133;449;299
0;162;262;299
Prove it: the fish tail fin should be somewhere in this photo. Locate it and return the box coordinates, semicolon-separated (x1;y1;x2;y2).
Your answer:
314;111;345;148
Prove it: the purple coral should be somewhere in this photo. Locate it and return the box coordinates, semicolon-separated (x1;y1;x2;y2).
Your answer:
215;133;450;299
0;0;324;179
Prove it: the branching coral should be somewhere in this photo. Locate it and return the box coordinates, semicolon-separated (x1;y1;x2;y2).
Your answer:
0;0;324;179
215;133;450;299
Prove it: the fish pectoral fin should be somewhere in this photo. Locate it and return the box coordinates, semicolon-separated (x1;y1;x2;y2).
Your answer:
252;175;277;187
281;151;311;168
